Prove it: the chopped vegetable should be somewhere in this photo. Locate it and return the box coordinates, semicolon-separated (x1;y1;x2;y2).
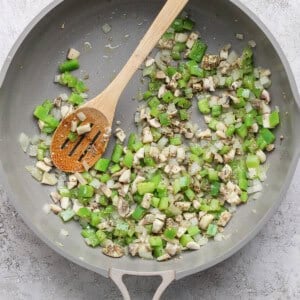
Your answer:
22;14;280;262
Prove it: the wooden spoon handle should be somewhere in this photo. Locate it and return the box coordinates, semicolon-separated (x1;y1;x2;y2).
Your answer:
102;0;188;99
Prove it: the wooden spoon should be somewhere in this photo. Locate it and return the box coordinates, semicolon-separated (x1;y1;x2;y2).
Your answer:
51;0;189;173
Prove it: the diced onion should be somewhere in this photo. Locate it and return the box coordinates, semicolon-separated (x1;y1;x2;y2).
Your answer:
19;133;30;152
30;135;40;145
28;145;38;157
102;23;112;34
227;51;238;64
157;136;168;149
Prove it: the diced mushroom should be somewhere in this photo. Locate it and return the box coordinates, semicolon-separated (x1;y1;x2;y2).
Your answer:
60;197;70;209
251;123;259;133
141;193;152;209
148;118;161;128
117;198;129;217
61;105;71;118
176;226;187;238
157;253;171;261
128;243;139;256
142;127;153;143
165;242;180;256
149;146;160;160
175;201;191;211
217;211;232;227
192;200;200;210
260;102;271;114
119;169;131;183
199;214;214;230
36;161;52;172
102;244;124;258
235;33;244;40
158;38;174;49
219;164;232;182
72;199;83;213
266;144;275;152
67;48;80;60
67;181;77;190
216;130;227;139
43;157;53;166
156;70;166;79
256;149;266;163
224;149;236;163
74;172;87;185
186;32;199;48
203;76;215;92
261;89;271;104
152;219;164;233
167;103;177;116
138;244;153;259
220;44;231;60
100;184;112;198
50;204;62;214
195;129;212;139
38;120;45;130
133;148;145;165
131;175;145;194
158;84;166;98
50;191;61;204
183;212;196;220
77;111;86;121
145;57;155;67
71;120;78;132
176;147;186;162
201;54;220;70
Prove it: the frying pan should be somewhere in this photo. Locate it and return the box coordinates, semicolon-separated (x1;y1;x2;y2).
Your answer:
0;0;299;299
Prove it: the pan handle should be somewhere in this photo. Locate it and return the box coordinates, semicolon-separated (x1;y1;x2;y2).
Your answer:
109;268;175;300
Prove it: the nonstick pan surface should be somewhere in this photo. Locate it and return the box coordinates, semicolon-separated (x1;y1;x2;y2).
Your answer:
0;0;299;297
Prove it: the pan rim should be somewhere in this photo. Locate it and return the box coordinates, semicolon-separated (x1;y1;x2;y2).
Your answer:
0;0;299;280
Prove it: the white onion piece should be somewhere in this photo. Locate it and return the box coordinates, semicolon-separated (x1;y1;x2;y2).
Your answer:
26;166;43;181
245;102;253;113
90;178;101;189
19;133;30;152
227;51;238;64
214;141;224;150
28;145;38;157
52;108;62;120
106;180;115;189
157;136;168;149
232;69;241;81
198;236;208;246
190;162;201;175
44;136;52;146
30;135;40;145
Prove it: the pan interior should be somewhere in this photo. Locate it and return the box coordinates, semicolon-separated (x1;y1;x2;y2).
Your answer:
0;0;298;278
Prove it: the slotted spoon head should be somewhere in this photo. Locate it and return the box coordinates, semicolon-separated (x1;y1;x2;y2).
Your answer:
51;107;110;173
